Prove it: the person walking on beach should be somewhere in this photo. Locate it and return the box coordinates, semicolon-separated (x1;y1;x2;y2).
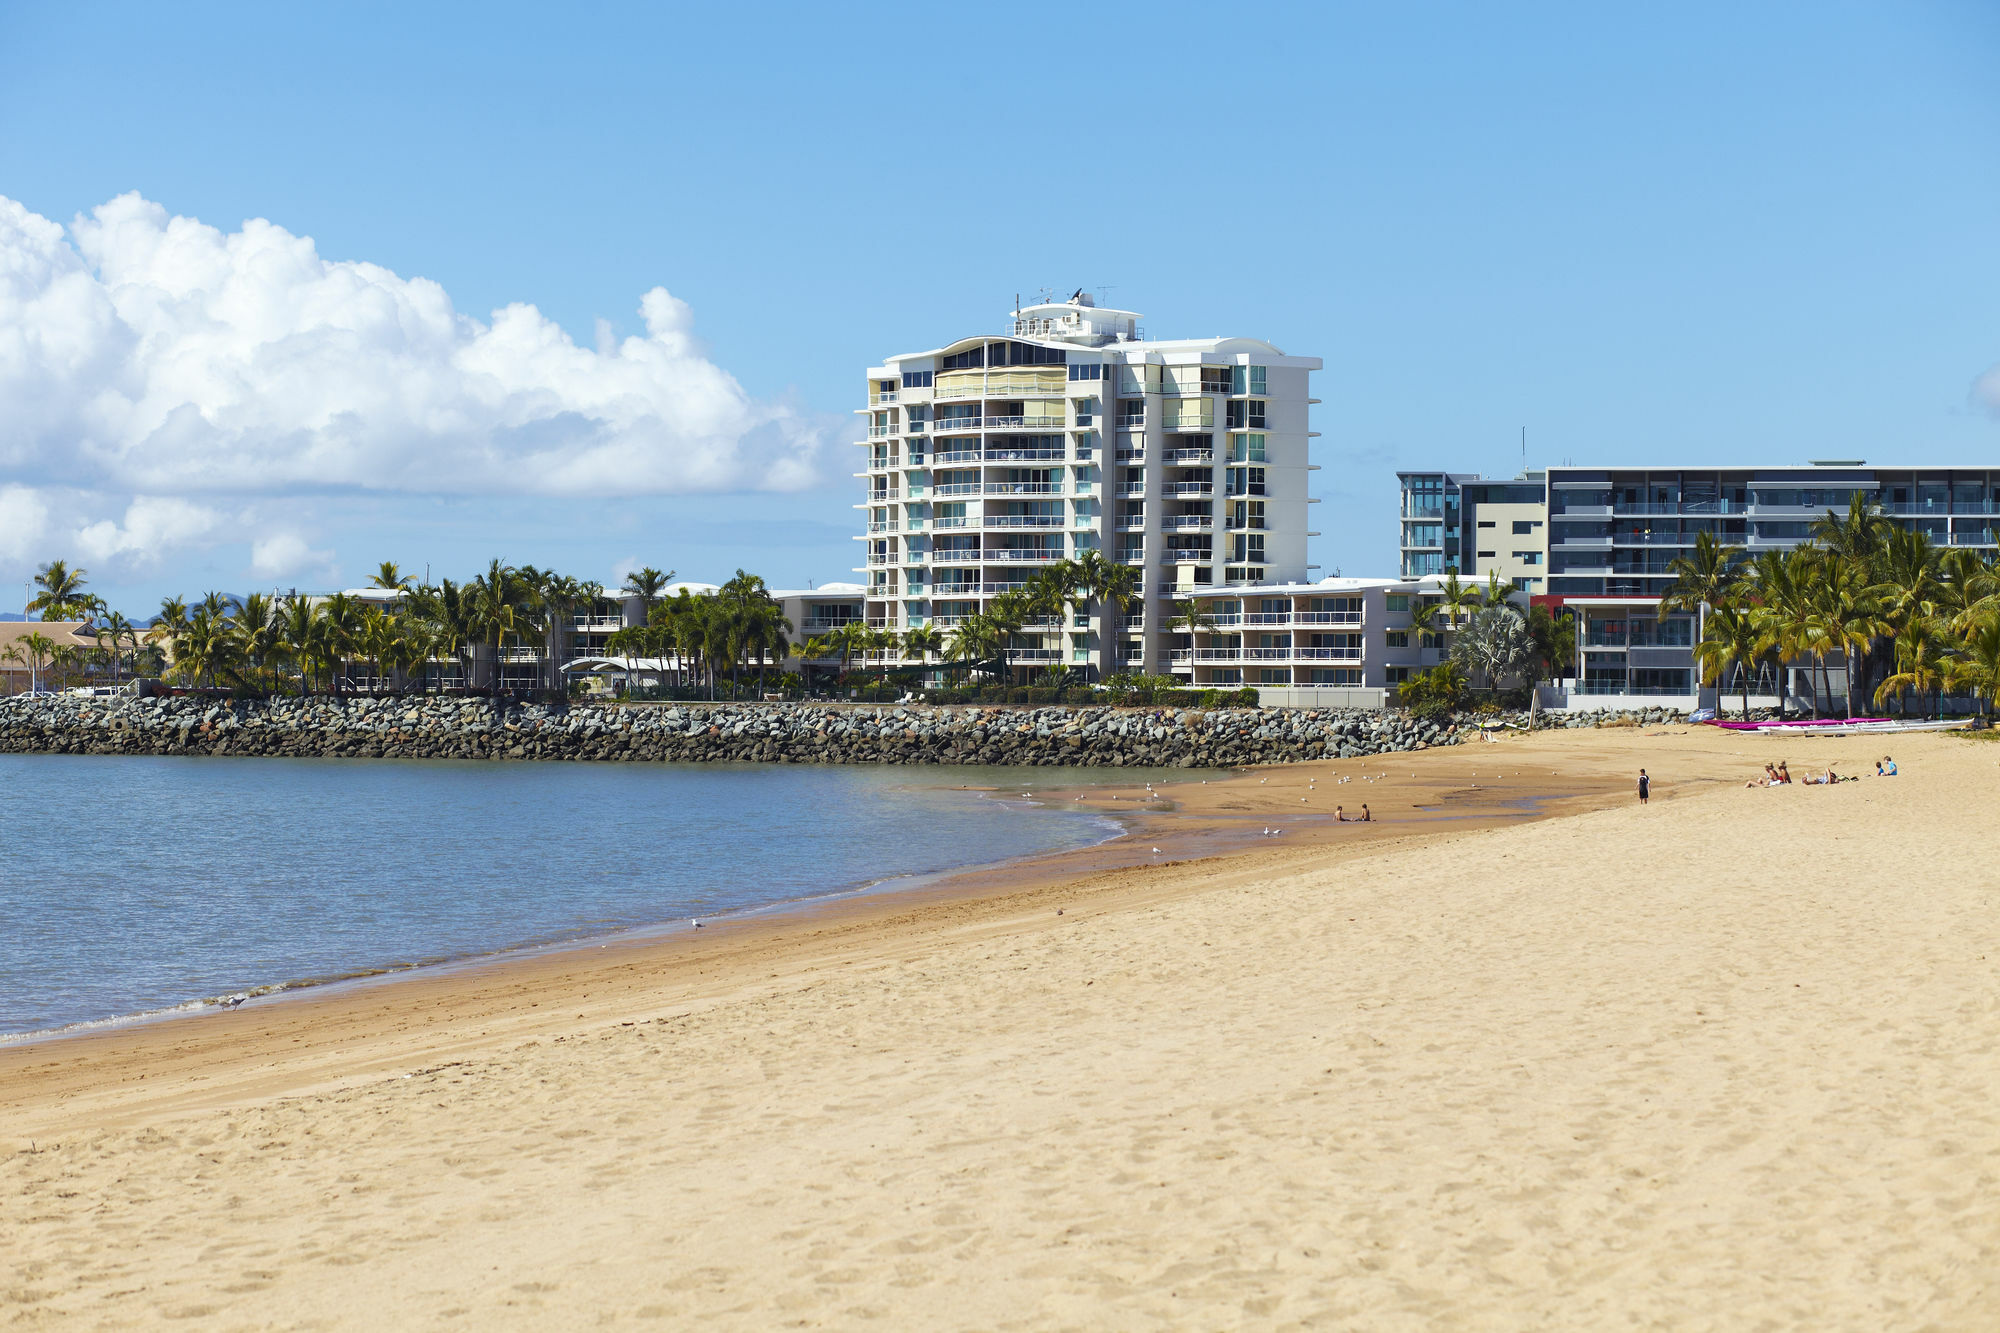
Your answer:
1637;769;1650;805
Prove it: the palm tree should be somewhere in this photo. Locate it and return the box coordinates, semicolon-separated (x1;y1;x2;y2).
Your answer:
28;560;89;620
1479;570;1513;609
521;567;603;696
276;595;319;693
4;631;56;692
94;611;136;685
1950;614;2000;719
985;591;1029;683
901;624;943;676
945;614;998;685
1659;531;1744;658
469;559;531;695
234;593;282;693
1744;548;1814;720
1436;571;1477;639
1448;605;1535;698
621;566;675;616
368;561;414;591
1812;494;1894;569
1692;601;1763;720
1874;616;1950;718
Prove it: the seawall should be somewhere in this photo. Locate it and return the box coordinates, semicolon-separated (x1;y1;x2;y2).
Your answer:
2;695;1477;767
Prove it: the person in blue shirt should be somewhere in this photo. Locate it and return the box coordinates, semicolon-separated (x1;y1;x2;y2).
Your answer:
1877;756;1897;776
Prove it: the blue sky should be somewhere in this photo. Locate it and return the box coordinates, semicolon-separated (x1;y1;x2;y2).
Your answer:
2;1;1997;617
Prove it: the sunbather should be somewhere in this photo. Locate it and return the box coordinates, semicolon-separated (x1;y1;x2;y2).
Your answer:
1746;762;1780;788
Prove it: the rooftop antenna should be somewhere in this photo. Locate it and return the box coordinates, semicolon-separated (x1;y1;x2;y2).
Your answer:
1521;426;1526;472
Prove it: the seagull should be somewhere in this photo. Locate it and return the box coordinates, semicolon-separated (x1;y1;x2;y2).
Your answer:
1151;847;1162;854
691;919;703;928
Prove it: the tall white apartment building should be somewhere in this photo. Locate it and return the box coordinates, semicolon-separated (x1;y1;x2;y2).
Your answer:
857;295;1321;678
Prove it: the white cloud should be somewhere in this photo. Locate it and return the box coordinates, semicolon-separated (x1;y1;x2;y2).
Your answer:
0;486;53;565
1977;362;2000;416
249;532;335;580
0;192;826;502
73;495;221;566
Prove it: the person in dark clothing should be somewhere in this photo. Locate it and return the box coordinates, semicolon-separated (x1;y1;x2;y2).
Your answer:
1638;769;1650;805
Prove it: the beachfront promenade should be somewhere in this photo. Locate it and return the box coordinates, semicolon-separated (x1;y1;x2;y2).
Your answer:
4;727;1995;1327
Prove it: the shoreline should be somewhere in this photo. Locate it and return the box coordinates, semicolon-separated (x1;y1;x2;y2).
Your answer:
0;780;1148;1050
8;727;1993;1325
0;733;1648;1140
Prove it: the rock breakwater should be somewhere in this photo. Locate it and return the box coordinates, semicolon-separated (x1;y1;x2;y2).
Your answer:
0;695;1476;767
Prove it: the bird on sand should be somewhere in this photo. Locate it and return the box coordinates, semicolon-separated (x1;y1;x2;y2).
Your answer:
691;919;703;928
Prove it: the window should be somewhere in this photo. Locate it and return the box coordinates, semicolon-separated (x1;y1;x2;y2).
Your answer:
1225;466;1267;497
1228;433;1266;463
1067;363;1102;381
1230;500;1266;529
901;370;933;389
1477;520;1496;528
1224;400;1265;429
1477;550;1496;559
1512;520;1537;535
1385;631;1409;648
1227;365;1268;395
1231;534;1266;563
1405;523;1442;547
1385;594;1409;613
1514;551;1542;565
940;347;984;370
993;340;1066;366
1386;665;1411;685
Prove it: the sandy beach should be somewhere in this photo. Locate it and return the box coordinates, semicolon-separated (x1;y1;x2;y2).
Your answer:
6;725;1998;1328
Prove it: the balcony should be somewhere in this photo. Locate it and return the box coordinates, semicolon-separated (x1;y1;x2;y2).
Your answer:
1116;517;1146;531
867;425;894;438
932;515;970;528
984;482;1062;495
1553;535;1614;548
1611;532;1695;546
1116;483;1147;496
1115;414;1146;429
1295;611;1362;626
1163;516;1214;531
1116;447;1146;462
1242;613;1291;626
983;415;1066;431
570;616;624;632
867;490;901;503
984;515;1063;528
867;521;900;533
1242;648;1293;661
1163;482;1214;497
1292;648;1363;662
979;582;1037;595
870;391;898;404
932;549;981;563
984;446;1064;462
933;483;981;497
987;548;1064;562
1119;549;1146;564
1163;448;1214;465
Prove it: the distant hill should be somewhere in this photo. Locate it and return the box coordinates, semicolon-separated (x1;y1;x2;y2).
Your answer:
0;612;23;622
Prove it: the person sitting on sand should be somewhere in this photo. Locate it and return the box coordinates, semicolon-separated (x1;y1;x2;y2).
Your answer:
1774;761;1792;784
1746;762;1780;788
1358;804;1372;822
1880;756;1897;775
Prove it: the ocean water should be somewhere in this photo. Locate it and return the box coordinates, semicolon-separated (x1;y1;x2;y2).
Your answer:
0;754;1169;1040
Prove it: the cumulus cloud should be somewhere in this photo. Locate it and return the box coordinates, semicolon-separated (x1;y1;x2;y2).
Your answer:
0;192;825;505
73;496;221;566
250;532;335;580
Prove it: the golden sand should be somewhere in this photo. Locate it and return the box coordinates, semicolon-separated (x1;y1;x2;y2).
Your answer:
5;727;1997;1327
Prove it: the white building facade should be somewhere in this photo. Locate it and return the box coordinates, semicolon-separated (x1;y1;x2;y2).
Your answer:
857;296;1321;678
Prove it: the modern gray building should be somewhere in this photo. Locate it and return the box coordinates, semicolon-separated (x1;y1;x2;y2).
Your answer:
1396;470;1549;592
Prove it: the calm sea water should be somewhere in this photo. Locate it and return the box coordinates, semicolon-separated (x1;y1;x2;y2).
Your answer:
0;755;1168;1040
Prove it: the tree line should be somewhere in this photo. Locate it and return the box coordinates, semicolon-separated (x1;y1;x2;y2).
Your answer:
1664;498;2000;718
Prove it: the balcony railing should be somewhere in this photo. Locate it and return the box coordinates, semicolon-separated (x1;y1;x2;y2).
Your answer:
867;521;900;533
570;616;624;632
984;515;1063;527
870;391;898;404
985;447;1064;462
933;516;970;528
1242;613;1291;626
1163;448;1213;465
932;549;981;563
1292;648;1361;661
1163;516;1214;531
1163;482;1214;497
1116;518;1146;530
1116;483;1148;496
1116;447;1145;462
934;483;981;496
988;548;1064;562
984;482;1062;495
1115;414;1146;428
1295;611;1362;625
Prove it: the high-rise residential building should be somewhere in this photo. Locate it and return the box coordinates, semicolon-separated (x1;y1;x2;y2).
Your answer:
1395;470;1549;590
857;295;1321;677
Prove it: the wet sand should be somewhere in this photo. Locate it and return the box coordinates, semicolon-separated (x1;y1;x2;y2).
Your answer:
5;725;1997;1327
